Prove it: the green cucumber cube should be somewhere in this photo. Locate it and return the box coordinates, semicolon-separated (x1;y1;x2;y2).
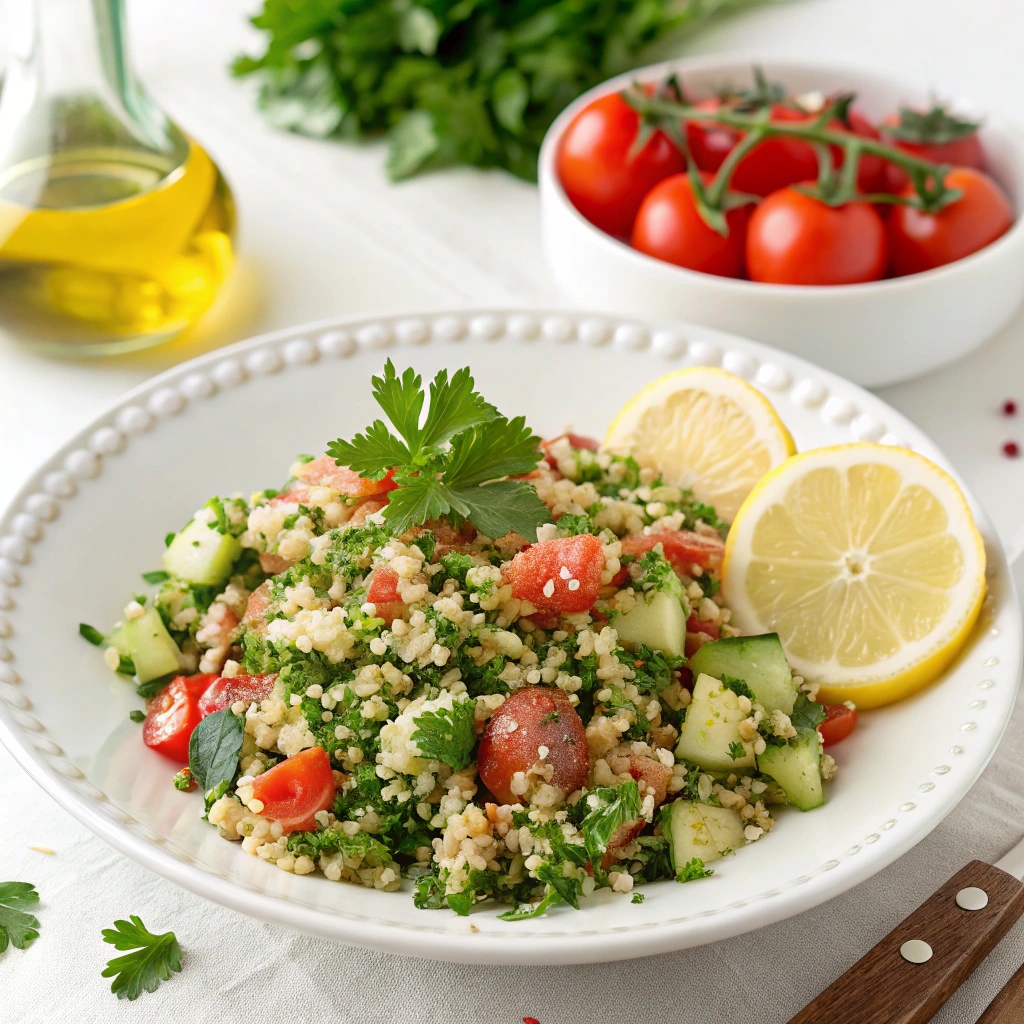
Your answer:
163;518;242;586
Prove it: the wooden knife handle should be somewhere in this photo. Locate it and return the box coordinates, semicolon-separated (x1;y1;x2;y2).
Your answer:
787;861;1024;1024
977;960;1024;1023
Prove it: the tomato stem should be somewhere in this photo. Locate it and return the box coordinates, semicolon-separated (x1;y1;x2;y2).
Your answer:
622;86;963;221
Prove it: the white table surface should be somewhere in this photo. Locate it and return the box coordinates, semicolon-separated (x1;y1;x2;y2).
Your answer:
3;0;1024;1020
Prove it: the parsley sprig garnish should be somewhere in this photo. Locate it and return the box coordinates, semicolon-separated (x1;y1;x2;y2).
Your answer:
0;881;40;952
327;361;552;540
101;916;182;1000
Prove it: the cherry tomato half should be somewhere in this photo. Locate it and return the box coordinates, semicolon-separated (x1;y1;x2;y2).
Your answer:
819;704;857;747
887;167;1013;276
631;173;751;278
557;93;686;237
620;528;725;573
249;746;337;833
198;673;277;718
746;185;888;285
477;687;589;805
142;675;215;763
505;534;605;614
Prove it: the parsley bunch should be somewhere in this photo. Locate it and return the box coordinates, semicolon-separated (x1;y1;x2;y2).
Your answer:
327;361;551;540
232;0;764;182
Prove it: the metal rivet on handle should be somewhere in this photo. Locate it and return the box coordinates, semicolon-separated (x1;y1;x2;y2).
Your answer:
900;939;933;964
955;887;989;911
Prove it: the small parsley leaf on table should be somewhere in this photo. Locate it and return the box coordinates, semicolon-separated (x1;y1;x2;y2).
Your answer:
101;916;182;1000
0;881;41;952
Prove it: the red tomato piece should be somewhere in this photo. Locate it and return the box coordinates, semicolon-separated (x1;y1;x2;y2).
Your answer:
620;529;725;573
628;753;672;806
631;173;751;278
557;93;686;237
294;456;397;497
686;614;720;642
249;746;337;833
880;110;986;192
268;487;311;506
366;564;406;625
243;581;271;627
541;433;600;470
142;675;215;763
819;704;857;747
746;186;888;285
198;673;277;717
887;167;1013;276
505;535;605;613
477;687;589;805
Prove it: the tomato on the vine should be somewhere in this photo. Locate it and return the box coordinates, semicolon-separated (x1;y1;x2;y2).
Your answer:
887;167;1013;276
746;185;888;285
557;93;685;237
881;106;986;192
689;102;820;197
631;173;751;277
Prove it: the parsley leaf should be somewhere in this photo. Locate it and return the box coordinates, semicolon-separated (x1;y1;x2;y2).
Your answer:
578;781;642;883
101;916;182;1000
721;675;755;702
412;697;476;771
728;740;746;761
0;881;40;952
631;892;645;904
328;360;551;540
141;570;170;585
188;709;244;794
676;857;714;883
79;623;105;647
791;693;827;736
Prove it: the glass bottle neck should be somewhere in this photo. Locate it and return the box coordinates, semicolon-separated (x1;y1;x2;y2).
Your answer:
0;0;185;191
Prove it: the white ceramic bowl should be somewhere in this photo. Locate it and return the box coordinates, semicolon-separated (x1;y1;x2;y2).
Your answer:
540;57;1024;388
0;311;1020;964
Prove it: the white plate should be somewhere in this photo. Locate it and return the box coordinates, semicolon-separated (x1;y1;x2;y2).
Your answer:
0;311;1019;964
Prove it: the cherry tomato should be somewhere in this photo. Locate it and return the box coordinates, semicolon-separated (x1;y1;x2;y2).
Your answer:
505;534;605;613
818;704;857;747
887;167;1013;276
619;529;725;573
746;186;887;285
631;173;751;277
198;673;277;717
366;564;406;625
294;456;397;497
243;581;272;627
142;675;215;763
686;98;740;172
881;109;986;192
541;433;600;471
249;746;337;833
477;687;589;805
557;93;686;237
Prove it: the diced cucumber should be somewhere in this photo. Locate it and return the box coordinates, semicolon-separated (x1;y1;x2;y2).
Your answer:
107;621;130;656
757;732;824;811
675;672;755;771
688;633;797;716
163;518;242;586
614;590;687;657
125;607;181;683
663;799;746;871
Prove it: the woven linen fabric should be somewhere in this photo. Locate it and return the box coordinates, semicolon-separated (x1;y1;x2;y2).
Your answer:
3;560;1023;1024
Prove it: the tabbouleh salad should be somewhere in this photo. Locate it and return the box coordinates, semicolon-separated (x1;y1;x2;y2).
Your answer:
82;361;836;920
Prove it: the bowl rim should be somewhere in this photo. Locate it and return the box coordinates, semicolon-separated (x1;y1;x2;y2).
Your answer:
539;54;1024;297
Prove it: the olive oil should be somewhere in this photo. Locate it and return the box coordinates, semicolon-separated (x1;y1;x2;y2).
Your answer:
0;141;235;355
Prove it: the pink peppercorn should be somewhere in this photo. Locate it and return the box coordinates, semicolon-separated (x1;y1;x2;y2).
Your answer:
1004;441;1020;458
1003;400;1017;416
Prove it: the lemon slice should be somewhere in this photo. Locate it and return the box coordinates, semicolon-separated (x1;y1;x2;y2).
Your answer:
723;443;987;708
604;367;795;523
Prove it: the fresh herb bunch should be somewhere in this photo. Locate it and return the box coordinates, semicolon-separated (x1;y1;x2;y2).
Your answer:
327;360;552;540
233;0;763;181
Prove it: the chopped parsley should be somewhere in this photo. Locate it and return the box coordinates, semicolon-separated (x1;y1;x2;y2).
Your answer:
78;623;105;647
676;857;714;883
539;711;560;726
327;361;552;539
631;892;645;904
101;916;182;1000
129;710;146;724
728;740;746;761
140;570;170;585
721;675;754;702
411;697;476;771
791;693;827;736
577;781;642;884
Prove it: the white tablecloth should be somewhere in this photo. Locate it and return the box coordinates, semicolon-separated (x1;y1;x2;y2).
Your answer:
3;0;1024;1020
